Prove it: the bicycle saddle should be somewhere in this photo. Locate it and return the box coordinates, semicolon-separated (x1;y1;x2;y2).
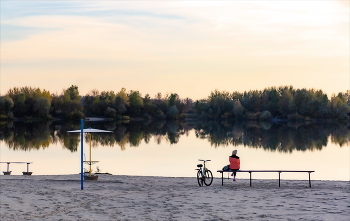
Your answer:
197;164;203;167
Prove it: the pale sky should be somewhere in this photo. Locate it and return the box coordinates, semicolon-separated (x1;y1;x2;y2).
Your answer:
1;0;349;100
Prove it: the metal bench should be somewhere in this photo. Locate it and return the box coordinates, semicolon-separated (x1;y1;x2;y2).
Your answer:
1;162;33;175
217;170;315;188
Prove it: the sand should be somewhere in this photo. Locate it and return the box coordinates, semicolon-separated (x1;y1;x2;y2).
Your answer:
0;175;349;221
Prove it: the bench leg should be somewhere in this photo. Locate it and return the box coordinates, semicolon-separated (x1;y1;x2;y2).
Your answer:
309;172;311;188
279;172;281;187
221;172;223;186
249;172;252;186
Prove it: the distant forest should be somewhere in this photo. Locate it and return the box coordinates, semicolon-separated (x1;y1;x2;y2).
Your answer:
0;85;349;122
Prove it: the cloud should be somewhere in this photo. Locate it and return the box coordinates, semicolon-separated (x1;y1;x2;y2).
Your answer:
1;1;349;98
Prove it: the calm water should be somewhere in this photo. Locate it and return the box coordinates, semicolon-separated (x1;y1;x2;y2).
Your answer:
0;121;349;181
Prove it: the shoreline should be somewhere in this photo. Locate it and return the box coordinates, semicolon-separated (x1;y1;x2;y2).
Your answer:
1;173;348;182
1;175;349;220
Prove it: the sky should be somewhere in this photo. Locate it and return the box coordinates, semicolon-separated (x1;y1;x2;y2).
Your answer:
1;0;349;100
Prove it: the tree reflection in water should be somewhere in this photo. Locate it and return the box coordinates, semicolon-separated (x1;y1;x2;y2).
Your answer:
0;120;349;152
195;121;348;152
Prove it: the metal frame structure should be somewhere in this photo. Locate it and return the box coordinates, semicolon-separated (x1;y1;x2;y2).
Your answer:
67;119;111;190
217;170;315;188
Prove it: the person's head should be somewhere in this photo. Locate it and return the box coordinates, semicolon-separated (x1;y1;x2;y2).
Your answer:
232;150;237;156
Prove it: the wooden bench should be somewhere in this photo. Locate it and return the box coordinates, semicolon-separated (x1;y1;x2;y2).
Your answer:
0;162;33;175
217;170;315;188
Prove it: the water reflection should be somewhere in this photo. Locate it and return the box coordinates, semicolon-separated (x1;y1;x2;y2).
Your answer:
195;121;349;152
0;120;349;152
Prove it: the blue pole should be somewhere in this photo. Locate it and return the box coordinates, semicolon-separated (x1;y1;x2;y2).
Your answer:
80;119;84;190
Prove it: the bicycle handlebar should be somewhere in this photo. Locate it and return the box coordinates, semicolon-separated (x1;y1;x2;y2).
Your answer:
198;159;211;162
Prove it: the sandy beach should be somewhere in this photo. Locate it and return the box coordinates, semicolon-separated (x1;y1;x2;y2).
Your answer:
0;175;349;221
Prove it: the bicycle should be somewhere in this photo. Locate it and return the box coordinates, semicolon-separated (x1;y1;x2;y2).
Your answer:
196;159;213;186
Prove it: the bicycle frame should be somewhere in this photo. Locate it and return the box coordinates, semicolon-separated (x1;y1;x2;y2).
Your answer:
196;159;213;186
198;160;208;176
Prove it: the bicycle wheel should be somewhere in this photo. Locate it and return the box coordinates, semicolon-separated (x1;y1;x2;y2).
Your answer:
197;170;204;187
204;170;213;186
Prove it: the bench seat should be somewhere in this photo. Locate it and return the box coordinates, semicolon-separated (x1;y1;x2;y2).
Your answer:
217;170;315;187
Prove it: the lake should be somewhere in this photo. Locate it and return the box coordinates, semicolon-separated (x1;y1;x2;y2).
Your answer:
0;120;349;181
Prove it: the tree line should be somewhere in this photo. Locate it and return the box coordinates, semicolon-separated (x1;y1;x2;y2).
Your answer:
0;85;349;121
195;86;350;121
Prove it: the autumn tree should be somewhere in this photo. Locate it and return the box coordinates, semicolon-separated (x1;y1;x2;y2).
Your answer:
7;87;51;118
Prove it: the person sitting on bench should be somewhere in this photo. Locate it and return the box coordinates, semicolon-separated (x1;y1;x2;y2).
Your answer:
229;150;240;181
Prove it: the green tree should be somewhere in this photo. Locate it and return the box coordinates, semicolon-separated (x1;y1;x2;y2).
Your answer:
233;100;244;119
52;85;83;119
265;88;279;116
345;90;350;106
294;89;310;116
167;105;179;119
278;89;293;117
330;94;350;120
104;107;117;118
33;97;51;118
108;88;129;117
116;88;129;106
7;87;52;118
168;93;178;107
242;90;262;112
82;90;99;116
143;94;157;117
128;91;143;116
167;93;185;114
153;92;168;114
0;96;14;119
64;85;80;101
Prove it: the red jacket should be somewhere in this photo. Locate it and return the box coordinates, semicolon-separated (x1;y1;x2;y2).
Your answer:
229;156;240;170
